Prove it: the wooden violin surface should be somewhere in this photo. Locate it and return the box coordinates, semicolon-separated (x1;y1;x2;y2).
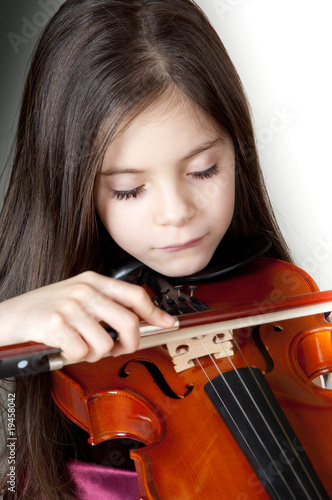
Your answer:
50;258;332;499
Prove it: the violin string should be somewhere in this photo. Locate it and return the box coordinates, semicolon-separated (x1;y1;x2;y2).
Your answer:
180;298;293;496
183;291;320;497
193;333;322;500
190;339;299;500
188;347;283;500
166;294;284;495
220;329;325;499
159;282;323;498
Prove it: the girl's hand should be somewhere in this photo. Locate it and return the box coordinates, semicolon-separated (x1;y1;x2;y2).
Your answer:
0;271;175;363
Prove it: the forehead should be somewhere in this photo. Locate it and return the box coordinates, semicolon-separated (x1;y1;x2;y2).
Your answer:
102;90;225;167
126;90;216;129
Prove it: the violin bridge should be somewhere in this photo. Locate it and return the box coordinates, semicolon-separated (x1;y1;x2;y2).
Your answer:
166;330;234;373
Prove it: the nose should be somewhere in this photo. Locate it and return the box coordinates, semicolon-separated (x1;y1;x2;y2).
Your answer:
154;182;196;227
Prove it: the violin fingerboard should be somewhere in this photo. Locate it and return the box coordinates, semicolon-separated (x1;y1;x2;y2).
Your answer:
204;367;329;500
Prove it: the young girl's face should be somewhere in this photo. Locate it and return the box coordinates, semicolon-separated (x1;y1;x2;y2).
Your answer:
95;92;235;277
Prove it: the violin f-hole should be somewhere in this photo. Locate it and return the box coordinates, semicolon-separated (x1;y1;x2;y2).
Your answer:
119;359;194;399
251;325;274;373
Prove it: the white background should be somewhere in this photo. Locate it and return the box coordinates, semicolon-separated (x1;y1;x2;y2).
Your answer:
1;0;332;290
197;0;332;290
197;0;332;291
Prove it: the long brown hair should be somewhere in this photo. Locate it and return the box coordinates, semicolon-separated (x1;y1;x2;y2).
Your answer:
0;0;291;498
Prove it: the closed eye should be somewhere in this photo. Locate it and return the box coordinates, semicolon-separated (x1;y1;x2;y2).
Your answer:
111;165;219;200
112;185;145;201
190;164;220;179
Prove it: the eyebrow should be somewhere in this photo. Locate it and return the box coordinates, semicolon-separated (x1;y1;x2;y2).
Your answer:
101;137;223;176
182;137;223;160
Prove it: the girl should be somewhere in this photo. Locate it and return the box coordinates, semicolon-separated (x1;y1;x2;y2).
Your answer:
0;0;291;498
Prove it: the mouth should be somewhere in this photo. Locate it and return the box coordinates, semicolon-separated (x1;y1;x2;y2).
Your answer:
159;235;206;252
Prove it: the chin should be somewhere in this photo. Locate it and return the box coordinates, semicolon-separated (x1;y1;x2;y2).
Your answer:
151;254;212;278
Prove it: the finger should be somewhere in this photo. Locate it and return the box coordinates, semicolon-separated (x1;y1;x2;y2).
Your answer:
92;299;141;354
78;273;175;327
65;312;115;363
65;293;143;358
127;286;176;327
50;296;138;361
32;297;114;363
57;329;90;363
41;310;90;363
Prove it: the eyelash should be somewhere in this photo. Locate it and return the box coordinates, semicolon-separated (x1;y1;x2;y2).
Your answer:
112;185;145;201
112;165;220;201
190;164;219;179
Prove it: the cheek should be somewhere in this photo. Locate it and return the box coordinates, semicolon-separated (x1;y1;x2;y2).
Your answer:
194;168;235;214
206;174;235;222
210;185;235;237
101;204;147;252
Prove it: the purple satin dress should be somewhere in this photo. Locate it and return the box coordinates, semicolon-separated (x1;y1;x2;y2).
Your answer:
67;459;140;499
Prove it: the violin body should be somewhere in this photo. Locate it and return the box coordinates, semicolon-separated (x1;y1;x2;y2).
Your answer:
51;257;332;499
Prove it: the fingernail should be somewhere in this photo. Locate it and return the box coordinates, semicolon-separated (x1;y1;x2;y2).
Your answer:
161;312;175;326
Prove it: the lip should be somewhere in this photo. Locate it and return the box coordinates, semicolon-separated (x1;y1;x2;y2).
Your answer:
159;235;206;252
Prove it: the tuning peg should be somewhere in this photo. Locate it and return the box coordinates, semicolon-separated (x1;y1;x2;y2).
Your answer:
151;296;159;306
174;285;183;297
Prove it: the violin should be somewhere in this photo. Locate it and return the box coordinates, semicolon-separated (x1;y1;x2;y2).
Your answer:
1;238;332;498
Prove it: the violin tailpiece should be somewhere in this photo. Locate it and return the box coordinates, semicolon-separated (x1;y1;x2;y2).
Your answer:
166;330;234;373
